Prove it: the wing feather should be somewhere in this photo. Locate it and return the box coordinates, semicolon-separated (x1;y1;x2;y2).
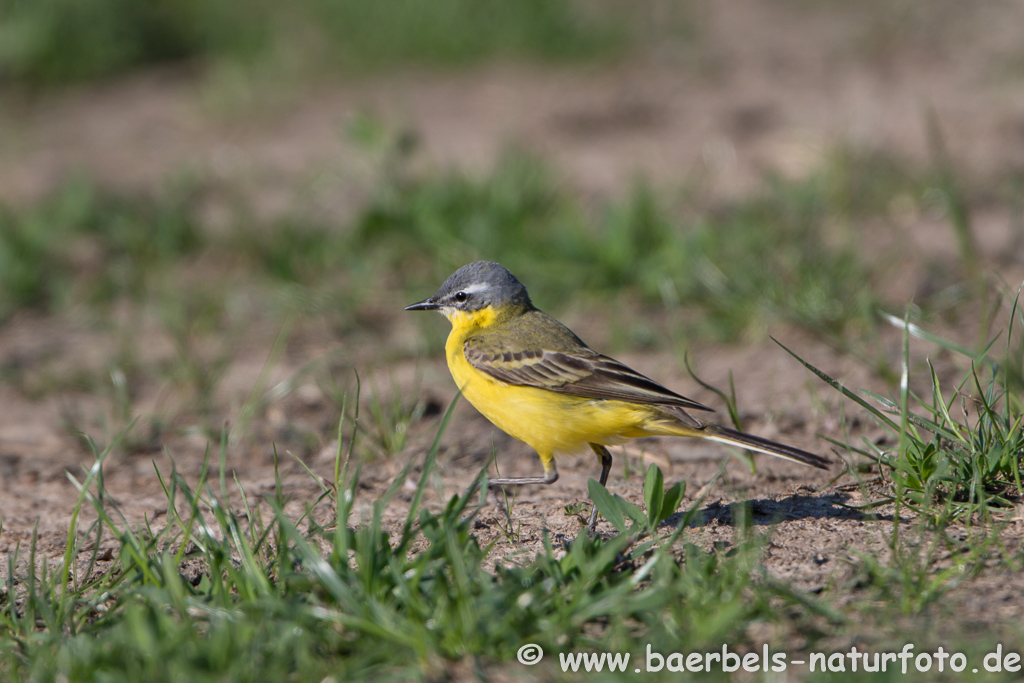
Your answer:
463;340;712;414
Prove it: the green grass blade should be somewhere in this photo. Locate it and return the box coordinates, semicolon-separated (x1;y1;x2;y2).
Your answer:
773;337;902;433
399;391;460;547
879;311;986;361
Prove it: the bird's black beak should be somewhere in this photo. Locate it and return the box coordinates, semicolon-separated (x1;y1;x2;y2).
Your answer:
405;297;440;311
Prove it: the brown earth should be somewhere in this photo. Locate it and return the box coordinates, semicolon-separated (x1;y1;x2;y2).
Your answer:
2;0;1024;638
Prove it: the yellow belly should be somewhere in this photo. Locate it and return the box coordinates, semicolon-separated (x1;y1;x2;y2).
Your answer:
446;332;656;461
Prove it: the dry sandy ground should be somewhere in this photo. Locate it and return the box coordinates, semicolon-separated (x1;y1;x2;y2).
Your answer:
2;0;1024;630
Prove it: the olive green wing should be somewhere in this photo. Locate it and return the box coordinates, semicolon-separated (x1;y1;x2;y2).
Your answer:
463;335;713;415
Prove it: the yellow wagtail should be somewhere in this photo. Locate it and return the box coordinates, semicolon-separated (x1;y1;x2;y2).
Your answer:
406;261;829;528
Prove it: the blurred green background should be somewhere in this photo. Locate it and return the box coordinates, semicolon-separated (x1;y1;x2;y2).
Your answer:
1;0;627;84
4;0;1017;339
2;0;1021;400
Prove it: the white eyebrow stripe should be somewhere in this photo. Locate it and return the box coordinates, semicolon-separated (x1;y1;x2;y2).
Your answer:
459;282;492;296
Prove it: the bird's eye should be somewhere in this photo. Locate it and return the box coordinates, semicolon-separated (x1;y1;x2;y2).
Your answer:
454;291;468;303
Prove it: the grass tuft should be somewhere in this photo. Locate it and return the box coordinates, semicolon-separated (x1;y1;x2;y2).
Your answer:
778;296;1024;523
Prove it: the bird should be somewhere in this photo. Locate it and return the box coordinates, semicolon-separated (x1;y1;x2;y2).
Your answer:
406;261;829;530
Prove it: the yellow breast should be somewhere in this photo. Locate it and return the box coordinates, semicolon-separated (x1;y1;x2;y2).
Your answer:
444;309;657;460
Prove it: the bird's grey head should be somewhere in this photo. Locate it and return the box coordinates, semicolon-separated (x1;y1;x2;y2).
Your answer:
405;261;532;314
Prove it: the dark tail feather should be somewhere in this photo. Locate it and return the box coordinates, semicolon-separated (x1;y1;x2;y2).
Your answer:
700;423;830;470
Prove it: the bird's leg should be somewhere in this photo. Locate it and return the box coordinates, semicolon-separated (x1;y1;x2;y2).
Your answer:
484;458;559;524
487;459;560;487
586;444;613;532
463;458;559;497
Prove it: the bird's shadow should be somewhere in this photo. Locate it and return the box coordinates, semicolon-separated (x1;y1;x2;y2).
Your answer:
671;492;893;529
